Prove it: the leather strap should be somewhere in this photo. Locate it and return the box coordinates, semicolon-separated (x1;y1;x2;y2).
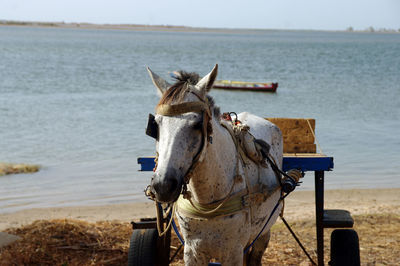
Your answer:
156;101;208;116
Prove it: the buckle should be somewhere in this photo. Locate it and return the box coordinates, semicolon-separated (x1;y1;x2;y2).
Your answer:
242;195;250;207
144;185;156;201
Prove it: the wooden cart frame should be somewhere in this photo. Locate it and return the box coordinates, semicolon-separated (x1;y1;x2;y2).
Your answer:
133;118;360;265
135;154;360;265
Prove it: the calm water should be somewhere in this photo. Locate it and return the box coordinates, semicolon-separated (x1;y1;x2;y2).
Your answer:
1;26;399;213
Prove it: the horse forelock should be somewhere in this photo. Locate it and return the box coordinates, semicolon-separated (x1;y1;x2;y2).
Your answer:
174;71;201;85
156;71;220;119
157;71;199;105
157;81;189;106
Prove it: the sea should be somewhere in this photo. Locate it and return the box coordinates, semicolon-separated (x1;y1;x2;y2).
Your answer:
1;26;399;213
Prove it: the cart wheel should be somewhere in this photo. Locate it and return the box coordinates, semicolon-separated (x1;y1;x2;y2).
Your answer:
128;228;158;266
330;229;360;266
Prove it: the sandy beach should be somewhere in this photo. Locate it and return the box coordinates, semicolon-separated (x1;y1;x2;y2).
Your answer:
1;188;399;231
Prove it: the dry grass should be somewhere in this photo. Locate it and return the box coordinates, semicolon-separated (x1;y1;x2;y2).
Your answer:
263;214;400;265
1;214;399;265
0;163;40;176
0;219;131;265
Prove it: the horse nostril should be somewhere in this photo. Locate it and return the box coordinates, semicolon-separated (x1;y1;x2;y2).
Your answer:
167;178;178;194
150;165;184;203
151;172;181;203
153;177;178;194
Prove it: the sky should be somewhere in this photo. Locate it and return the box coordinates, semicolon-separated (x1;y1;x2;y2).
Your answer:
1;0;399;31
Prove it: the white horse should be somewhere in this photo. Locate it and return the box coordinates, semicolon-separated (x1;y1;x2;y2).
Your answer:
147;64;283;266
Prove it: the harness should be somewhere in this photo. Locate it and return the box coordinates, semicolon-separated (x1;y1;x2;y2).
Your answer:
148;88;283;220
145;93;313;261
176;116;282;220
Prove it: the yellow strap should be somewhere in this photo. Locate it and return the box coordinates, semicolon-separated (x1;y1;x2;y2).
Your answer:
177;186;280;219
177;190;247;219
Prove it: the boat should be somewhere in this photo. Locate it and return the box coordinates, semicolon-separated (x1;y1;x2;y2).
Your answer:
212;80;278;92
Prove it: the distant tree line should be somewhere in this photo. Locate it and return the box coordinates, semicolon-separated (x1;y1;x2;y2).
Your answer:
346;25;400;33
0;20;58;27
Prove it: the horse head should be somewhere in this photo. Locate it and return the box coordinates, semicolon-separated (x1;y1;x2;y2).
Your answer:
146;64;218;203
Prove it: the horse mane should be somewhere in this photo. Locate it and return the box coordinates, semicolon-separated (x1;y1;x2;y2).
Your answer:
157;71;220;118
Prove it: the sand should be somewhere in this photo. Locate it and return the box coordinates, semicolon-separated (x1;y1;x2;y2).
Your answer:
1;188;399;232
1;188;399;264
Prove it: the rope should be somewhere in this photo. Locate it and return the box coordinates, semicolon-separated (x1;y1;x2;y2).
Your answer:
286;169;303;183
156;202;176;237
306;119;323;154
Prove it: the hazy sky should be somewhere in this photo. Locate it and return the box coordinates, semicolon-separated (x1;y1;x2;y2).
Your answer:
1;0;399;30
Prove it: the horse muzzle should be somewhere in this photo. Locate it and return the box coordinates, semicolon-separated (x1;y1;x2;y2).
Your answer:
151;168;183;203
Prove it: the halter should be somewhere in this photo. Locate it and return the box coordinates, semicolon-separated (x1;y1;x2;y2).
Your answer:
145;89;213;237
155;89;212;187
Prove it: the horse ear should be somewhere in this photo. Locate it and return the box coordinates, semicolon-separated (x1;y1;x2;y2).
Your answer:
147;67;171;97
196;64;218;95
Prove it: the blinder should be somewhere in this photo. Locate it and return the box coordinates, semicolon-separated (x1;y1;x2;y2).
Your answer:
146;113;158;139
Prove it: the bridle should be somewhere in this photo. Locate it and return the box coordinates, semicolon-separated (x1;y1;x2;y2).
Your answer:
144;88;214;237
148;88;213;196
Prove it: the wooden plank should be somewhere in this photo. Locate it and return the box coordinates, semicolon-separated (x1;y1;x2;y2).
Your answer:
266;118;315;128
266;118;315;139
284;153;326;157
266;118;317;153
283;134;314;144
283;143;316;153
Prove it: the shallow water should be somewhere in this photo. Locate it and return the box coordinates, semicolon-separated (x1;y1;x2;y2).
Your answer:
1;26;399;213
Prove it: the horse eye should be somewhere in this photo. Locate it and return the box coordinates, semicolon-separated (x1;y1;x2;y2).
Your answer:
192;121;203;131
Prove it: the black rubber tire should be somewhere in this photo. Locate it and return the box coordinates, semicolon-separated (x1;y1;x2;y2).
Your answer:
128;228;158;266
330;229;360;266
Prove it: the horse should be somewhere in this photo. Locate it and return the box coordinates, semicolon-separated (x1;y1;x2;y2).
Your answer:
146;64;283;265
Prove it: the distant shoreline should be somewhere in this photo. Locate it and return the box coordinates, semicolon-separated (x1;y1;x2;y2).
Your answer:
1;20;399;34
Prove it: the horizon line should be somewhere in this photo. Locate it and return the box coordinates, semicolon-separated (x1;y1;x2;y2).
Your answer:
1;19;399;34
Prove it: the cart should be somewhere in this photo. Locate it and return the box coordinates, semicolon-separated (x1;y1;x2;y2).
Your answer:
132;118;360;266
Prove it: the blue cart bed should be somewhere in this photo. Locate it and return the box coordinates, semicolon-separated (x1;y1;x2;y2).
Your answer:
138;153;333;172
